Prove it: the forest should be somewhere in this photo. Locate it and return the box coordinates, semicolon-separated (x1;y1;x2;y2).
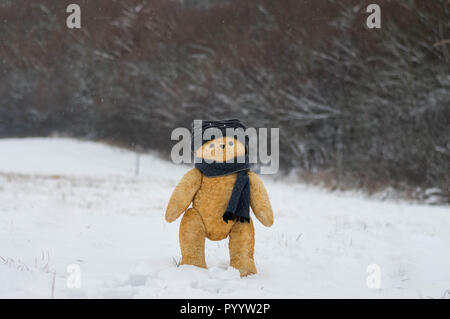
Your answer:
0;0;448;201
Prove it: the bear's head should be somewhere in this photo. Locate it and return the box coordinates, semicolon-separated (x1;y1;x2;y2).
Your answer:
195;136;246;163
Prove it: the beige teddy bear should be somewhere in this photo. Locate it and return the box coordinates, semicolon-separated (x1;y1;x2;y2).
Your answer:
165;120;273;276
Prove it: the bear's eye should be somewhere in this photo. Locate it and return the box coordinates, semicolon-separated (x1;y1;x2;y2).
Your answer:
209;143;215;148
228;141;234;146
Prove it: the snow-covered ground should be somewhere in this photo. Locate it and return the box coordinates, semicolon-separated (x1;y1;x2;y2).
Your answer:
0;138;449;299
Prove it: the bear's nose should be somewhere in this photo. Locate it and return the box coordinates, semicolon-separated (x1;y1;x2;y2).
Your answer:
219;144;225;149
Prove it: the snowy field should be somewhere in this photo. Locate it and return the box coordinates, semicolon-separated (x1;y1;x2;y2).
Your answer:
0;138;449;299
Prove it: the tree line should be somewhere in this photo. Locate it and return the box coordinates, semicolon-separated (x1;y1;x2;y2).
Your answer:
0;0;448;202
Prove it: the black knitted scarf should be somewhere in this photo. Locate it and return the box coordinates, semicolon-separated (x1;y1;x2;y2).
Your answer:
195;157;250;223
192;120;251;223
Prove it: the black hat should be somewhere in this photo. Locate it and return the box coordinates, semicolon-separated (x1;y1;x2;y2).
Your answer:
191;119;248;152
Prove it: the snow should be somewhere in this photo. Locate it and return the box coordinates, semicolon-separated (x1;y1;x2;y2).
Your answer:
0;138;449;299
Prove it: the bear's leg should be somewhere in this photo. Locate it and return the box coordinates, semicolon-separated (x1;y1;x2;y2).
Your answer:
179;208;207;268
229;219;257;277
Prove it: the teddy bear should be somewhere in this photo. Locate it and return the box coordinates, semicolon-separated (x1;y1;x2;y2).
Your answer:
165;119;274;277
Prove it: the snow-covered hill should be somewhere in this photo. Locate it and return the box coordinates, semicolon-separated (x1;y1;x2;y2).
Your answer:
0;138;449;298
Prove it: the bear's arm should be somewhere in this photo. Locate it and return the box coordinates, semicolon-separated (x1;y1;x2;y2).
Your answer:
248;171;274;227
165;168;202;223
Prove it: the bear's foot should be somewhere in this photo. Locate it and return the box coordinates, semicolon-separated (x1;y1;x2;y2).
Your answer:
232;260;257;277
180;256;207;269
228;219;257;277
179;208;207;269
